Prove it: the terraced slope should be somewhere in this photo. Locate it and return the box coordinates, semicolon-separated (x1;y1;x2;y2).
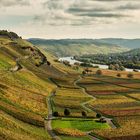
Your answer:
0;31;67;140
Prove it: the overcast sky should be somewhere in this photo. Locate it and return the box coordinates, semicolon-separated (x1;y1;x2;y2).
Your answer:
0;0;140;39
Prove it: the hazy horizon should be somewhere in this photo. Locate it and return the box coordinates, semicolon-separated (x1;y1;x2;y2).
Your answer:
0;0;140;39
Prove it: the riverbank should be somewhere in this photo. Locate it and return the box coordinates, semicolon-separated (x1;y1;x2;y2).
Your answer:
59;57;140;72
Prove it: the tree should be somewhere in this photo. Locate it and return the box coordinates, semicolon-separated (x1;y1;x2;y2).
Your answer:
96;113;102;118
117;73;121;77
82;70;87;75
82;111;87;117
120;65;125;71
127;73;133;78
96;70;102;75
108;64;115;70
53;111;59;117
47;61;51;66
114;64;120;70
64;108;70;116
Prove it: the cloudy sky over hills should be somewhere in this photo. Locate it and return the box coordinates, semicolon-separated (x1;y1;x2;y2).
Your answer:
0;0;140;39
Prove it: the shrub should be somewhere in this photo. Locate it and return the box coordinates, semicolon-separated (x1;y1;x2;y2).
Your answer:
82;70;87;75
53;111;59;117
117;73;121;77
47;61;51;66
64;108;70;116
96;70;102;75
80;63;93;67
127;73;133;78
96;113;102;118
82;111;87;117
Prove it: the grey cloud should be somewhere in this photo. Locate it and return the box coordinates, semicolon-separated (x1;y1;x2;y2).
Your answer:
68;7;111;13
117;3;140;10
34;0;139;26
76;12;129;18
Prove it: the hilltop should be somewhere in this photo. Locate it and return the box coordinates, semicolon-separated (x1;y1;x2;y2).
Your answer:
28;38;129;57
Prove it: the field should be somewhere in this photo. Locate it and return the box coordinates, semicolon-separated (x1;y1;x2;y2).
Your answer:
0;110;50;140
77;74;140;139
94;116;140;140
52;118;109;131
52;118;109;139
51;81;96;117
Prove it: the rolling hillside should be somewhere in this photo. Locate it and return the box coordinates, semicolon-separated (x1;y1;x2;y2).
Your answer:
0;30;69;140
28;39;129;57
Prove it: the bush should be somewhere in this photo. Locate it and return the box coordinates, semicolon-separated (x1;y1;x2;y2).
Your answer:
53;111;59;117
64;108;70;116
96;113;102;118
133;69;139;72
82;111;87;117
127;73;133;78
80;63;93;67
117;73;121;77
96;70;102;75
0;30;19;39
82;71;87;75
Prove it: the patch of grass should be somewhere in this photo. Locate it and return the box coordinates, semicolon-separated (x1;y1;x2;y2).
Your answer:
52;118;110;132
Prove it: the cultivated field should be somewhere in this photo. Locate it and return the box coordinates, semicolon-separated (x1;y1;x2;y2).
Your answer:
77;74;140;139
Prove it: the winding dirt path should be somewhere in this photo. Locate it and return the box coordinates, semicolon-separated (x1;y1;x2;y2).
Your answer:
45;91;61;140
74;76;96;112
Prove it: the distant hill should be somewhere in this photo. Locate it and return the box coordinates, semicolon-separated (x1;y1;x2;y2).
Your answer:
28;38;129;57
95;38;140;49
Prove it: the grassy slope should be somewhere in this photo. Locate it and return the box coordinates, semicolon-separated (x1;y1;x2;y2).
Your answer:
0;35;61;139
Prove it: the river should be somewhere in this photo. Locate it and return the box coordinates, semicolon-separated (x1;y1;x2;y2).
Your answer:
59;57;139;72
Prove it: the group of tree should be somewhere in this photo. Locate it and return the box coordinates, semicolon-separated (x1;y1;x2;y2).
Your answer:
62;60;71;67
53;109;87;118
0;30;20;39
53;110;107;123
75;49;140;70
108;64;125;71
116;73;134;78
